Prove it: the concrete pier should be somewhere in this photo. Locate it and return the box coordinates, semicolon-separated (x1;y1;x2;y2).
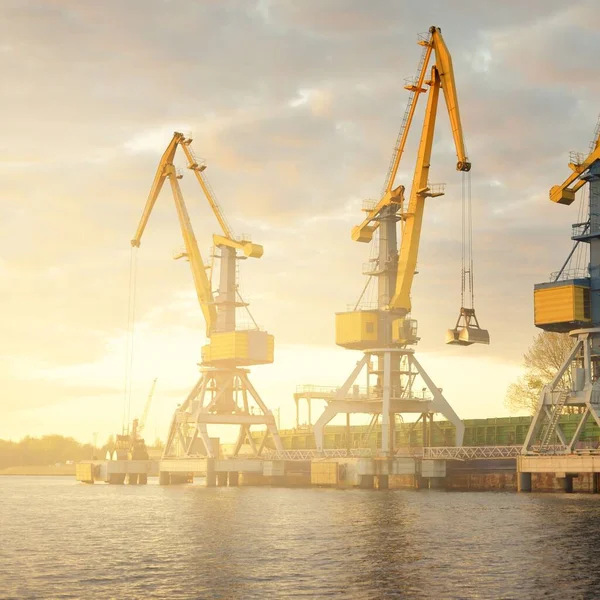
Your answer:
518;454;600;492
75;460;155;484
78;448;600;492
517;472;532;492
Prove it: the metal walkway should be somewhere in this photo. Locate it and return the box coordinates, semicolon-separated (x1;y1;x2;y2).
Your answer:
262;446;526;461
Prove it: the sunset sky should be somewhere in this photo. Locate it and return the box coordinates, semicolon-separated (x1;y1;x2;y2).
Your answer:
1;0;599;444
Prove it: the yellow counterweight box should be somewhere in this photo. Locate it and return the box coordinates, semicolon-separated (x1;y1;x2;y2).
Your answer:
335;310;379;350
534;278;590;332
202;330;274;366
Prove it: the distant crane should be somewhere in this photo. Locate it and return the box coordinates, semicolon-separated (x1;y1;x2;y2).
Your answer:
131;132;283;469
314;26;487;455
109;378;158;484
130;377;157;446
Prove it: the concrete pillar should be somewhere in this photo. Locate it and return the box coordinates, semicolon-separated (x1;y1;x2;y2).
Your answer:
217;472;228;487
206;459;216;487
169;473;191;484
562;474;574;493
346;413;351;455
376;475;389;490
228;471;239;487
593;473;600;494
517;472;532;492
381;352;391;455
428;477;445;489
429;413;434;447
159;471;170;485
359;475;375;489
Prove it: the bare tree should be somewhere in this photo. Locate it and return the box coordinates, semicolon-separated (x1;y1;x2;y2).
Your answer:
505;332;576;414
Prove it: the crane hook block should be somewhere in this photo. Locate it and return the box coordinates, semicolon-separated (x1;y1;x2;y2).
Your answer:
457;161;471;172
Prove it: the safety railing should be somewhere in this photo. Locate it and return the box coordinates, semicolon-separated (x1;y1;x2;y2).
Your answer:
262;445;529;461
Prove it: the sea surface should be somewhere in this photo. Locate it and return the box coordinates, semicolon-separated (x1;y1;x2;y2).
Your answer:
2;476;600;599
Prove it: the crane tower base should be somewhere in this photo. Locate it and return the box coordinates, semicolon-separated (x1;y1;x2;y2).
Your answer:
313;347;465;455
162;366;284;461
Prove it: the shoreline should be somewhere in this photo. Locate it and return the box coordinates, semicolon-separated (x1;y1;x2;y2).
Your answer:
0;465;75;476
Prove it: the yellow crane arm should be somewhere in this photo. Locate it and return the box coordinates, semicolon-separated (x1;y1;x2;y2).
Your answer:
351;26;469;245
179;136;263;258
166;166;218;335
388;28;471;312
384;44;433;195
550;144;600;205
390;68;442;313
131;133;184;247
131;133;218;336
430;28;471;172
179;139;234;239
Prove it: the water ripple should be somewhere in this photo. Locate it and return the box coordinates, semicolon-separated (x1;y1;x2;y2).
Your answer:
2;477;600;598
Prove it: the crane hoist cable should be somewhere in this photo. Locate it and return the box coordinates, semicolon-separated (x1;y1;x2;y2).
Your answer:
460;170;474;310
448;164;489;345
123;245;139;434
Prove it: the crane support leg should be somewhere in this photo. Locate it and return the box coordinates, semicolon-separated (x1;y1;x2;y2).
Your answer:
162;367;283;460
313;348;465;454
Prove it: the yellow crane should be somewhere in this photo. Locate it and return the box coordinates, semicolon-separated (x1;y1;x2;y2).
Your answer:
314;26;485;455
131;133;283;465
338;25;487;349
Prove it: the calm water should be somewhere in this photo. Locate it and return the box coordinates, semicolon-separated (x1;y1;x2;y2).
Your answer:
2;477;600;599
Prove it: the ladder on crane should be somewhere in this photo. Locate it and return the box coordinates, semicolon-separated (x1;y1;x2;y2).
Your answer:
537;391;569;453
381;31;432;195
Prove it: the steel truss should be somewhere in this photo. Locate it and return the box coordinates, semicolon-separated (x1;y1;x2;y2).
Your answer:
313;348;465;456
523;328;600;454
162;366;283;460
262;445;524;461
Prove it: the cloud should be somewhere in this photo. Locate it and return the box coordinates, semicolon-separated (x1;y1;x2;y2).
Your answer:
0;0;597;440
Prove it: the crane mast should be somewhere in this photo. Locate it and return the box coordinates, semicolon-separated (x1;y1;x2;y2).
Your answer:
131;133;283;463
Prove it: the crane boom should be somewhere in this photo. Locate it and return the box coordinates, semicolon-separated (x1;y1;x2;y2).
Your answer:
550;144;600;205
179;136;264;258
131;133;184;247
352;26;470;245
131;133;218;335
179;140;233;239
384;42;433;196
390;67;442;313
431;28;470;172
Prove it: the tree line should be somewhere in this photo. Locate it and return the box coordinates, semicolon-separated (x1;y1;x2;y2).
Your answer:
0;435;163;469
0;435;102;469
